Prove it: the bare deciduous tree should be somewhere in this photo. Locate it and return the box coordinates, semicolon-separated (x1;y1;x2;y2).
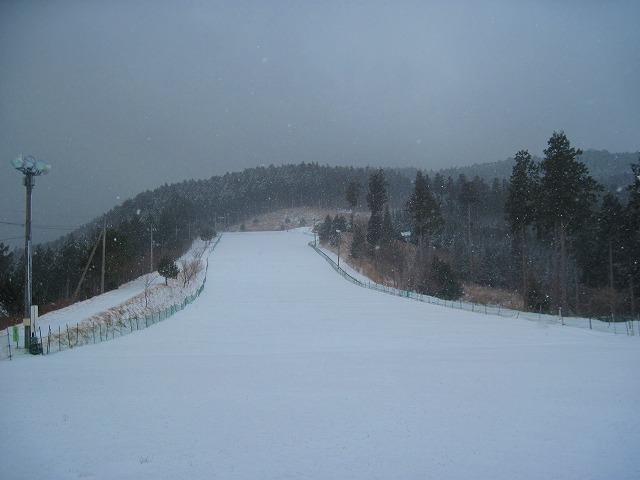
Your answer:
142;272;159;307
179;258;202;288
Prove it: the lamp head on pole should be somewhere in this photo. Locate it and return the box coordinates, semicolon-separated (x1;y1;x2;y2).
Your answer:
11;155;51;176
11;156;24;169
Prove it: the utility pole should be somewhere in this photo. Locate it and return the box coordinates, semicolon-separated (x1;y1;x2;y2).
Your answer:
100;220;106;294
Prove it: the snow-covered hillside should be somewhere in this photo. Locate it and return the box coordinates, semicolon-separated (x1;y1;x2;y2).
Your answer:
1;229;638;479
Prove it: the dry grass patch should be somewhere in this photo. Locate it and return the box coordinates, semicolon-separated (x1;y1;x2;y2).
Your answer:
462;284;523;310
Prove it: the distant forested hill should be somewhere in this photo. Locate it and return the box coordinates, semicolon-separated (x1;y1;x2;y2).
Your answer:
423;150;638;196
79;150;638;241
2;149;637;321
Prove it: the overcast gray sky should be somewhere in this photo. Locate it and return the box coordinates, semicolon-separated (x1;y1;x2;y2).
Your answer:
1;0;639;247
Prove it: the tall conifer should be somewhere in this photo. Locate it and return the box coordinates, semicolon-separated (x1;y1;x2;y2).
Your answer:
537;131;601;311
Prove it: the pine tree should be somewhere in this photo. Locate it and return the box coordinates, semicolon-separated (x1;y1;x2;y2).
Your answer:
599;194;625;290
628;159;640;222
505;150;538;306
0;242;18;315
625;158;640;315
332;215;347;234
157;256;179;286
200;226;216;244
346;181;361;209
406;171;443;291
318;215;333;242
458;175;479;281
346;181;362;232
406;171;443;247
537;131;602;312
419;256;462;300
381;205;396;244
366;170;389;249
350;223;366;259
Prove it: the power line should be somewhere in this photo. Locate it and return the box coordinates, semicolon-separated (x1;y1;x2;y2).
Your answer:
0;220;80;230
34;224;82;230
0;236;24;242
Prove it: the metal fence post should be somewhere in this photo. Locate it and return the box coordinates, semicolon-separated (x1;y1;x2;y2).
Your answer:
6;328;11;361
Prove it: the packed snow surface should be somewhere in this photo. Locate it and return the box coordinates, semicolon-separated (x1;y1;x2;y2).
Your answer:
2;230;639;479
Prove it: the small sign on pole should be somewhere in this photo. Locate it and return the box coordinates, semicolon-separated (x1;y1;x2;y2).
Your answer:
12;326;19;345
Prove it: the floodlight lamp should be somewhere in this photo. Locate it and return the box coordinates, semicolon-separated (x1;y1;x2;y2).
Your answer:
35;159;46;171
42;164;51;175
11;157;24;169
24;156;36;169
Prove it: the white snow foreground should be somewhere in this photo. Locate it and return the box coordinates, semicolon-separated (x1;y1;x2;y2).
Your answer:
1;229;639;480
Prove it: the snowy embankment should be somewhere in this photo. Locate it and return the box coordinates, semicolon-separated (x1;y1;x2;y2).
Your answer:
314;237;635;335
1;229;639;480
11;237;215;351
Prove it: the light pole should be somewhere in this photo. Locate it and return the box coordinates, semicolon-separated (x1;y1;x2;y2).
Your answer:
336;229;341;269
11;155;51;349
313;218;317;247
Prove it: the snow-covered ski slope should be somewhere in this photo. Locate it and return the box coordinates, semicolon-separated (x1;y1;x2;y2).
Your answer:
2;229;639;480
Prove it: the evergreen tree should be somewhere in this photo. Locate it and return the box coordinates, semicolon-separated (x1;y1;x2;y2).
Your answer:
350;223;366;259
0;243;18;315
625;158;640;315
318;215;333;242
55;234;84;300
103;227;137;287
406;171;443;247
346;181;361;209
599;193;625;291
628;158;640;223
537;131;602;312
329;215;347;245
406;171;443;291
366;170;388;248
0;243;12;282
419;256;462;300
200;225;216;244
380;205;396;244
332;215;347;234
458;175;479;281
346;181;361;232
526;276;550;313
32;245;57;307
505;150;538;306
157;256;179;286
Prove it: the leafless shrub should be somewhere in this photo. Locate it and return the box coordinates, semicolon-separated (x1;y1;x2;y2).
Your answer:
179;258;202;288
78;324;92;343
142;272;160;307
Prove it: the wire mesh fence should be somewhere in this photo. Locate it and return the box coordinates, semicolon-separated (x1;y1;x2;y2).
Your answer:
310;242;640;337
1;328;13;361
3;235;221;360
40;279;207;355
